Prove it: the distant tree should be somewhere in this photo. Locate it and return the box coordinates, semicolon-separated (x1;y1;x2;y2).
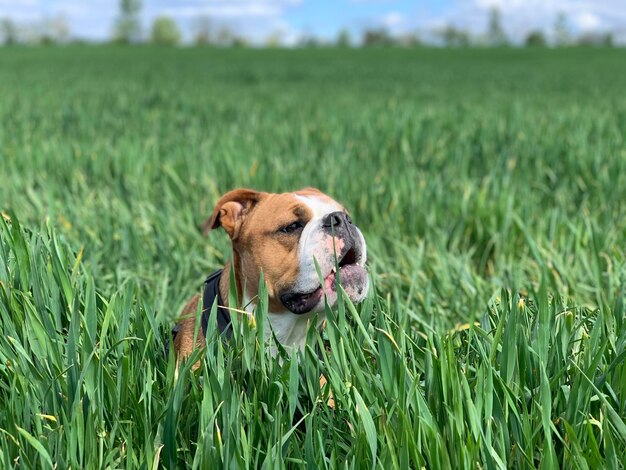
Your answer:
150;16;181;46
215;25;235;47
525;30;547;47
40;15;70;45
113;0;142;44
265;30;284;48
51;15;70;43
362;28;394;47
487;7;508;46
439;25;470;47
40;35;54;46
336;28;351;47
193;15;212;45
298;36;320;48
0;18;17;45
576;32;613;47
553;12;570;46
397;32;422;47
297;26;319;48
231;36;247;48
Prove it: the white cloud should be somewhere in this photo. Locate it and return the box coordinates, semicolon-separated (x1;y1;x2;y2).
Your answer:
0;0;45;21
472;0;540;8
0;0;302;43
381;11;405;29
1;0;625;43
0;0;38;6
144;0;302;43
159;5;282;18
148;0;301;18
406;0;625;43
467;0;624;32
574;11;601;31
350;0;397;3
0;0;116;39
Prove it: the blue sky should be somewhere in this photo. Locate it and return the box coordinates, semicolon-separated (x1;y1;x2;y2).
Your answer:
1;0;625;43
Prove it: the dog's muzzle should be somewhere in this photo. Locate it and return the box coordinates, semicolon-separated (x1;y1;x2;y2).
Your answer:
280;229;368;315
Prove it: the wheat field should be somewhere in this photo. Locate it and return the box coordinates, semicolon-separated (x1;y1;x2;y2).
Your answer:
1;46;625;468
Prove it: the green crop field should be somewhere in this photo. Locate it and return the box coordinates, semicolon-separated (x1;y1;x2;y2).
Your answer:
1;46;625;468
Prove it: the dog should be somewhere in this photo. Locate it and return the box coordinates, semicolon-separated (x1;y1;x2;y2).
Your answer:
172;187;369;366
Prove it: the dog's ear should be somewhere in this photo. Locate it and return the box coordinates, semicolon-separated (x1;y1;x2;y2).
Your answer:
203;189;265;238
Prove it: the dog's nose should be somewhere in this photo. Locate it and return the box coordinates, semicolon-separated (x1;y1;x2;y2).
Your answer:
322;211;351;228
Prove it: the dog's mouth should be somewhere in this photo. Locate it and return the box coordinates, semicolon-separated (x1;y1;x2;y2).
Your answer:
280;247;368;315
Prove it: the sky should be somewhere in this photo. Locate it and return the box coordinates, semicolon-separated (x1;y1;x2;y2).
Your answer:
1;0;625;44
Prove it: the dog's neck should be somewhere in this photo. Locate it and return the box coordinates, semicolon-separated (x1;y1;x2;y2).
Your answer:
219;260;321;352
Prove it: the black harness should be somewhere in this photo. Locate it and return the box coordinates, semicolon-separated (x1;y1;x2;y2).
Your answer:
200;269;232;338
167;271;326;361
167;270;232;356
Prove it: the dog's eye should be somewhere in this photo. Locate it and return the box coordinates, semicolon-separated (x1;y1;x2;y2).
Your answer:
279;221;304;234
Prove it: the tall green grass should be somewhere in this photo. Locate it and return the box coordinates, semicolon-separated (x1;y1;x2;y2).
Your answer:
1;47;625;467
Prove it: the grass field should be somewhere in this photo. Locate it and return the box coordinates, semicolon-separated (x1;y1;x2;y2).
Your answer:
1;46;625;468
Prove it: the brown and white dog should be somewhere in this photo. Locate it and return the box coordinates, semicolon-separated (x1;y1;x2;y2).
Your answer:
173;188;369;362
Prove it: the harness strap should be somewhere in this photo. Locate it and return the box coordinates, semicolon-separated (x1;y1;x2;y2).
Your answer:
201;269;232;338
166;270;232;357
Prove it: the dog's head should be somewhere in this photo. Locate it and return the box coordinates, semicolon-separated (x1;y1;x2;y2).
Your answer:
205;188;368;315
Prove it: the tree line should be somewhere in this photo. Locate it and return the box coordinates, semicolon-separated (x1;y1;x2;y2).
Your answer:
0;2;617;48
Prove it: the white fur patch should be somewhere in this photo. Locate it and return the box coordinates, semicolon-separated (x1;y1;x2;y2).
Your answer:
266;312;324;354
296;195;343;220
294;194;367;312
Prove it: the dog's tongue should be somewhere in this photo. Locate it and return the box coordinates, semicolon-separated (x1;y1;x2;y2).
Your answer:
281;264;367;315
324;271;336;290
326;264;366;289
